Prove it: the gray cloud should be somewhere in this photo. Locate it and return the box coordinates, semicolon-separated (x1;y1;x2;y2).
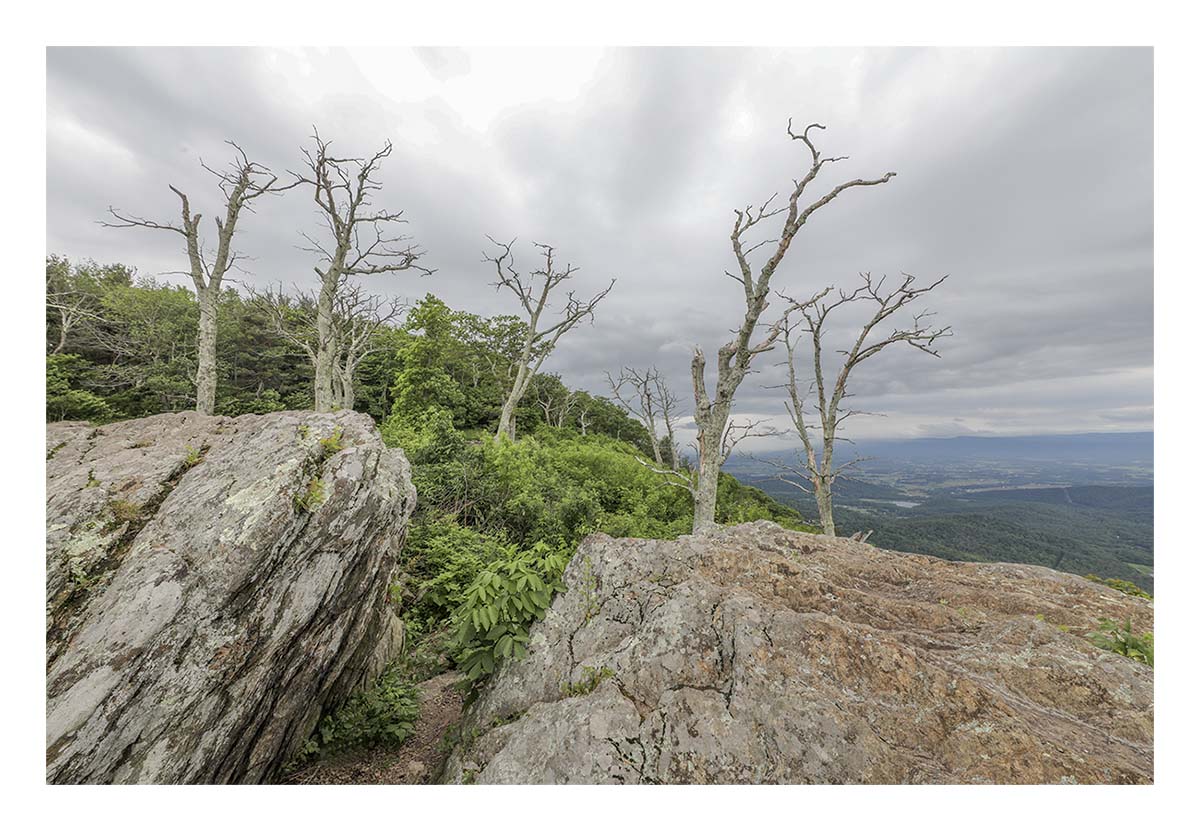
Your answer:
46;47;1152;444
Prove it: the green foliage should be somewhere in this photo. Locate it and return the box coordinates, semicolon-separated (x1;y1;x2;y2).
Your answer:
560;665;614;697
319;426;346;458
297;664;420;762
183;445;203;468
107;499;141;524
451;541;569;686
1087;618;1154;667
401;519;510;629
1085;574;1152;600
294;477;327;513
47;354;113;422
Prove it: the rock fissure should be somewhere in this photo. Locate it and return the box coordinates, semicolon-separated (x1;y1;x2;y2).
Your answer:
442;521;1153;784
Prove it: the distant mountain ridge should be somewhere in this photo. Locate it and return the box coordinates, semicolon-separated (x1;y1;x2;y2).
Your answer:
850;431;1153;464
723;431;1153;469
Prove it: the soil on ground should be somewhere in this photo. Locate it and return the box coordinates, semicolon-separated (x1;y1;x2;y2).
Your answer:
286;671;464;785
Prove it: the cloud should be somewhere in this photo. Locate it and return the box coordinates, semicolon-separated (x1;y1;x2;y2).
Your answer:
46;46;1153;442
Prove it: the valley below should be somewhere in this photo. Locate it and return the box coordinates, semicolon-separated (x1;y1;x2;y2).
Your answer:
726;432;1154;593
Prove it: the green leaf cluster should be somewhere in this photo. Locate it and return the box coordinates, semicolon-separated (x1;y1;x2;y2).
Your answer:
296;664;420;763
1084;574;1152;600
1087;618;1154;667
450;541;568;685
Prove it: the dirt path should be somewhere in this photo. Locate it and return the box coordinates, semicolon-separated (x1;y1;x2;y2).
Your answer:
286;671;464;785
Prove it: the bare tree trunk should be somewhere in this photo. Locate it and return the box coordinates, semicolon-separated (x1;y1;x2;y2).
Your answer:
691;416;727;531
688;121;895;532
313;275;337;411
298;131;432;413
338;366;356;411
195;288;219;415
54;313;69;355
496;364;529;441
104;143;294;416
486;240;613;443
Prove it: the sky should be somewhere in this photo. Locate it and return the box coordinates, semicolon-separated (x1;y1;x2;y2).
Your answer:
45;46;1153;445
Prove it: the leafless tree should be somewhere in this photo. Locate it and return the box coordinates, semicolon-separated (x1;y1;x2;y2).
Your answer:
688;121;896;533
774;273;951;535
635;415;777;498
293;129;433;412
485;239;615;442
104;142;294;414
536;385;580;428
607;366;682;469
252;278;405;410
45;269;105;355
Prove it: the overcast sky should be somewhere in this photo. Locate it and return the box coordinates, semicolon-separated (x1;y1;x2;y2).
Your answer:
46;47;1153;444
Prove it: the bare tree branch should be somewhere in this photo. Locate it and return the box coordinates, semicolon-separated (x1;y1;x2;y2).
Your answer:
688;120;896;532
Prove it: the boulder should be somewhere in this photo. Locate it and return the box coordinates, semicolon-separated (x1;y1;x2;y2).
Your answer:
46;410;416;784
442;521;1153;784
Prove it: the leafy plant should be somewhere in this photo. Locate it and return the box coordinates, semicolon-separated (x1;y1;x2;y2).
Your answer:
1087;618;1154;667
1084;574;1152;600
294;476;327;512
183;445;203;468
296;664;420;762
319;426;345;458
451;541;569;686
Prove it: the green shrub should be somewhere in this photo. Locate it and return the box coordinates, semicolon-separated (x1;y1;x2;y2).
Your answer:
297;664;420;762
318;426;346;458
401;520;510;627
451;541;569;686
1084;574;1152;600
294;477;327;512
1087;618;1153;667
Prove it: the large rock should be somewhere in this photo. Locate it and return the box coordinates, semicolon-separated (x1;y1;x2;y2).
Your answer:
46;410;416;784
442;521;1153;784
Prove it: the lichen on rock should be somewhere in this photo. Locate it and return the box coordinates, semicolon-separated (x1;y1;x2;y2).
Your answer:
442;521;1153;784
45;410;416;784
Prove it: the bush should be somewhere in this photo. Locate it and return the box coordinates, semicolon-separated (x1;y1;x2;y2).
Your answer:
1087;618;1153;667
1084;574;1152;600
451;541;569;687
296;664;420;762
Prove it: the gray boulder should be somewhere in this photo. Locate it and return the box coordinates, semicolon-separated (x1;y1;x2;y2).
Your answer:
46;410;415;784
443;522;1153;784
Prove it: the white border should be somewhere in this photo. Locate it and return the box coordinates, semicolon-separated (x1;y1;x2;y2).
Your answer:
5;2;1194;826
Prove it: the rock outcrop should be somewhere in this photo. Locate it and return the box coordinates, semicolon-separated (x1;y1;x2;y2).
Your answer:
443;522;1153;784
46;410;416;784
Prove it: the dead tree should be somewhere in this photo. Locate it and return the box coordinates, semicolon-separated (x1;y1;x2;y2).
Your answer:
331;282;406;410
540;389;578;428
776;273;950;536
688;121;896;533
253;279;404;410
636;416;777;499
46;267;106;355
607;366;682;469
485;239;614;442
105;143;293;414
294;130;433;412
